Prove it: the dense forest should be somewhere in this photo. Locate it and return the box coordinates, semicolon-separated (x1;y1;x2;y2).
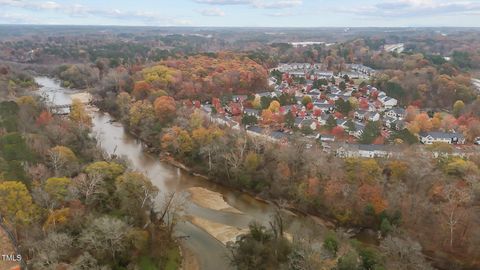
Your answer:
0;66;180;269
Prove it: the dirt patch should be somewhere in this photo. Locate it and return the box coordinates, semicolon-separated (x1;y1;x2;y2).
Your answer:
188;216;248;245
187;187;243;214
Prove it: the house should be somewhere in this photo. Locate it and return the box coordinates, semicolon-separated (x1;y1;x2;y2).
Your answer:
367;112;380;122
352;122;366;138
319;134;335;143
318;113;329;125
336;119;348;128
378;96;398;110
385;108;406;120
270;131;290;142
299;119;318;131
419;132;466;145
232;95;248;103
256;92;275;98
280;105;298;115
358;144;390;158
309;89;322;95
313;102;335;113
294;117;304;128
244;108;261;118
355;110;368;120
384;117;405;130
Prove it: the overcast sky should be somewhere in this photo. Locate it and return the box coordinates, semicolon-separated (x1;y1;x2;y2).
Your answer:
0;0;479;27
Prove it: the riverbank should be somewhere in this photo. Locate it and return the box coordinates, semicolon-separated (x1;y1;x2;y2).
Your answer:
187;187;243;215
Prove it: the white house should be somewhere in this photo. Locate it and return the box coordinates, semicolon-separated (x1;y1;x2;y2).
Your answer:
358;144;390;158
367;112;381;122
378;96;398;110
385;108;406;120
419;132;465;145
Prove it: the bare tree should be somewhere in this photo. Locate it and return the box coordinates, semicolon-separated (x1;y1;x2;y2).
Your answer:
48;149;65;176
442;184;472;250
72;173;106;205
380;236;434;270
79;216;130;262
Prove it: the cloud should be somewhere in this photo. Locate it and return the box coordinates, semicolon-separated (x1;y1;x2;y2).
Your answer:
198;7;225;16
0;0;192;26
0;12;42;24
193;0;302;9
342;0;480;18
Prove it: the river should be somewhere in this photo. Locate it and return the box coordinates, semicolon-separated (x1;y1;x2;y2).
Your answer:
35;76;334;270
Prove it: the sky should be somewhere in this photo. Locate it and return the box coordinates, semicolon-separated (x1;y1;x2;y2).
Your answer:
0;0;479;27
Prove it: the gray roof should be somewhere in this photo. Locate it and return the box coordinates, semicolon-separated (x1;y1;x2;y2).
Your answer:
294;117;304;125
358;144;389;152
419;132;464;140
355;122;365;131
247;126;264;134
389;107;405;114
270;131;290;140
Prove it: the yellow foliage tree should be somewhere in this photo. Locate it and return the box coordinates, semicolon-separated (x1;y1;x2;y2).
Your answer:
69;98;91;126
43;208;70;231
268;100;281;113
142;65;176;86
0;181;37;229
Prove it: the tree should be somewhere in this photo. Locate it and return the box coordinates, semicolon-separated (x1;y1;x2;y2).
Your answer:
242;114;258;126
337;251;360;270
380;218;393;236
69;99;92;126
132;81;152;100
36;110;53;126
359;121;381;144
335;98;352;114
0;181;37;233
44;177;72;209
84;161;125;181
261;109;276;125
48;146;78;176
441;184;472;249
79;216;131;262
71;252;106;270
452;100;465;117
31;232;74;269
380;236;434;270
115;172;159;224
252;95;262;109
302;95;312;106
326;115;337;131
323;232;339;256
244;151;261;173
153;96;176;123
391;129;418;144
229;222;292;270
43;208;70;231
268;100;281;113
332;126;345;137
128;100;155;130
